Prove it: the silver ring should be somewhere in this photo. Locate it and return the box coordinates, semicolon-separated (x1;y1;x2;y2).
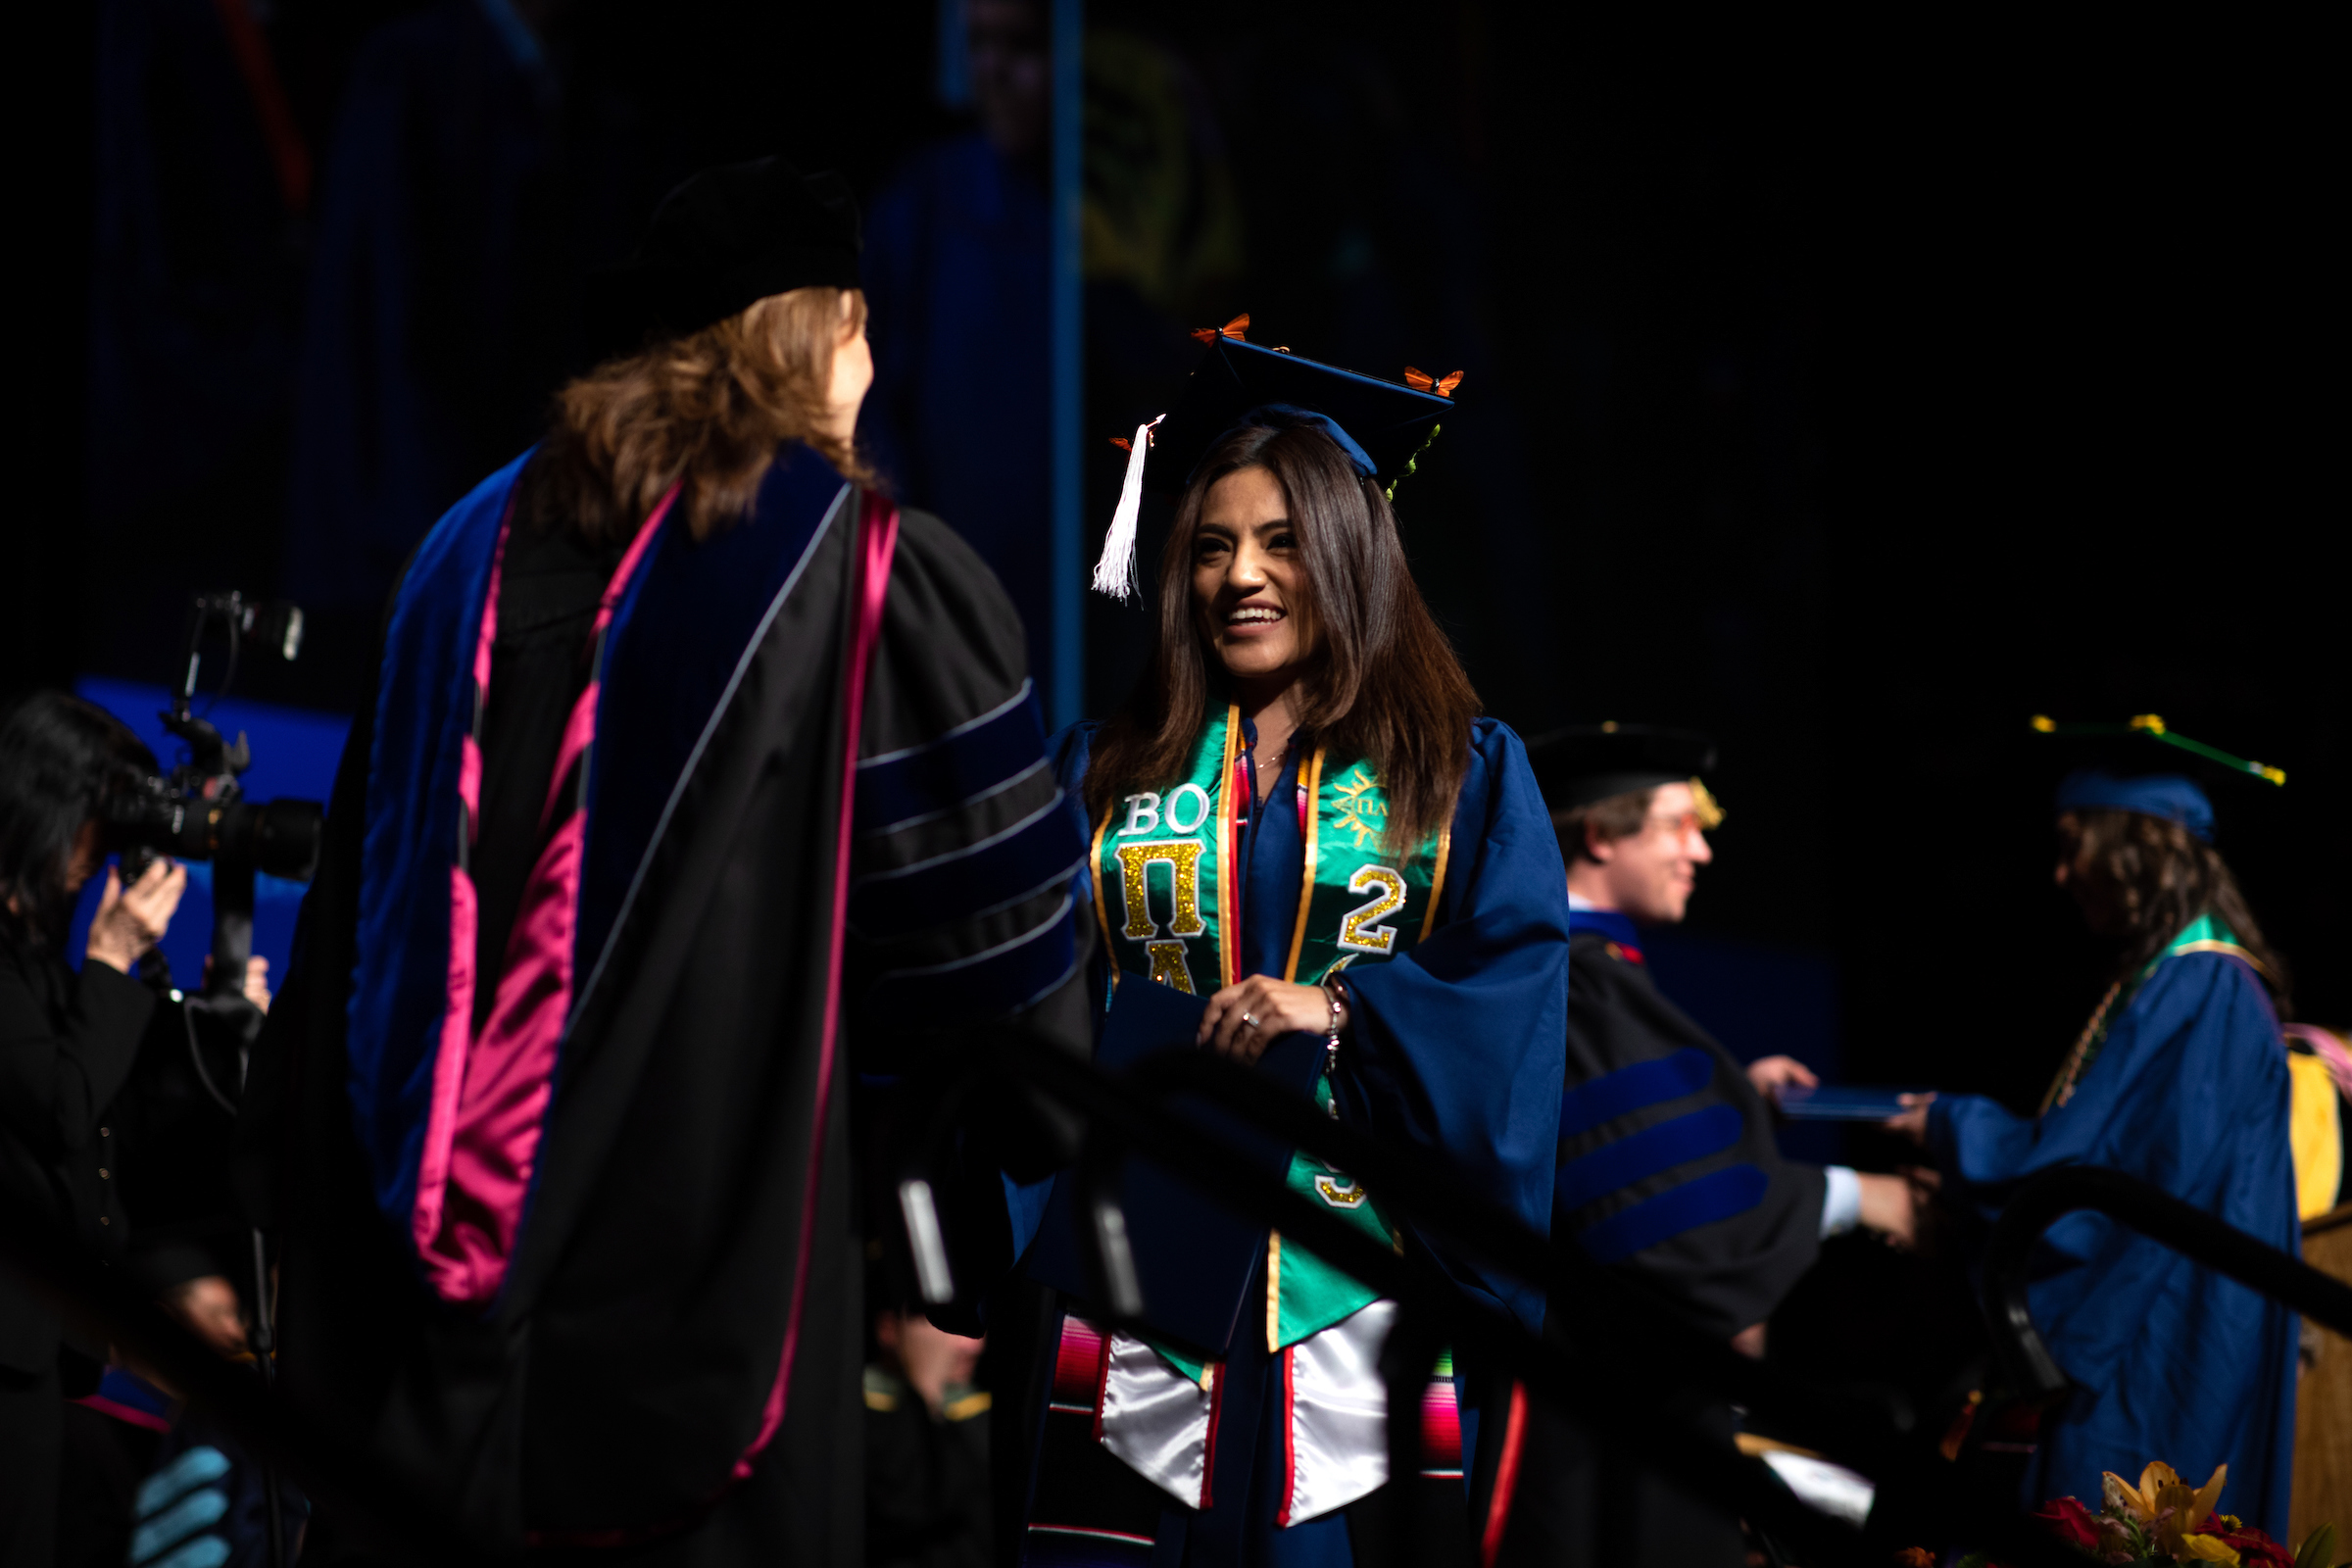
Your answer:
1241;1012;1258;1030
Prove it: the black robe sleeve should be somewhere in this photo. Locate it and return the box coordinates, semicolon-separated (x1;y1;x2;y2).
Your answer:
848;507;1092;1059
1556;933;1825;1339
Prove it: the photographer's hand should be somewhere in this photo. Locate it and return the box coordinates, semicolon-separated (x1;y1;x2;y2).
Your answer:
85;858;186;973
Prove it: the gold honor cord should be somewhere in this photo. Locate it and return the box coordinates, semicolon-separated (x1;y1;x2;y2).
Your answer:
1281;748;1327;984
1216;711;1243;989
2168;938;2276;981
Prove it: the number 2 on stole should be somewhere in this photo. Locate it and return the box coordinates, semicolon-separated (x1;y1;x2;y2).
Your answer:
1338;865;1407;955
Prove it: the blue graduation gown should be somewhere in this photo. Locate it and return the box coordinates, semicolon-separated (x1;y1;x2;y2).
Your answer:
1928;950;2299;1533
1018;716;1568;1564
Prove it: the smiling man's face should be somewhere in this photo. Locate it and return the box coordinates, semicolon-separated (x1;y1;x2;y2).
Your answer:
1578;782;1715;923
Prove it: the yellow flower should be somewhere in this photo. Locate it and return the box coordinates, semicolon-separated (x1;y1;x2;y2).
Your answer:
2151;1465;2230;1559
2102;1461;2180;1523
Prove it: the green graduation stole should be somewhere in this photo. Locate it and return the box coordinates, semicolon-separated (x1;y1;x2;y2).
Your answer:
1090;704;1451;1355
2039;912;2271;1112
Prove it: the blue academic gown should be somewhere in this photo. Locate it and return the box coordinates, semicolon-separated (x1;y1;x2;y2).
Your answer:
1018;716;1568;1566
1928;950;2299;1534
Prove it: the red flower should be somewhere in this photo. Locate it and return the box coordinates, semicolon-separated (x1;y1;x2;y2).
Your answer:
2208;1525;2294;1567
2033;1495;2102;1553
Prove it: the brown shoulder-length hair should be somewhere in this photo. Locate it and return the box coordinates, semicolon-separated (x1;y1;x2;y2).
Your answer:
524;286;875;545
1085;420;1480;852
2060;807;2292;1014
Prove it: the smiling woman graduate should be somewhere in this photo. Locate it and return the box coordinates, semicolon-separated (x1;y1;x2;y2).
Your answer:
1008;332;1571;1566
1889;718;2301;1537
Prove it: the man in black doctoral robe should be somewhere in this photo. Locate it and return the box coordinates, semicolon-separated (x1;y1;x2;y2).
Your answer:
1501;726;1912;1567
238;159;1093;1565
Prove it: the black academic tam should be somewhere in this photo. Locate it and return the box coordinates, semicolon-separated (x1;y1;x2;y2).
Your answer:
1525;724;1718;813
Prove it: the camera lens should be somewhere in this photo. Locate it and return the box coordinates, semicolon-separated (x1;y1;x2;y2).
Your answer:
250;797;324;882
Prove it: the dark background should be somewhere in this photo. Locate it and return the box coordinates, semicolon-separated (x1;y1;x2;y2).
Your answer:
9;1;2338;1131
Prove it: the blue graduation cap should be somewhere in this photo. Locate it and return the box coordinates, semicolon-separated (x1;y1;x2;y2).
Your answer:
2034;713;2285;843
1093;319;1460;599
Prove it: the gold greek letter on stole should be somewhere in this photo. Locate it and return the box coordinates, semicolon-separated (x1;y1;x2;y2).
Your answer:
1145;940;1197;994
1112;839;1206;940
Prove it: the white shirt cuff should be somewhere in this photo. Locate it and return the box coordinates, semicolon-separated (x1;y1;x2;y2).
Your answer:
1820;1165;1863;1238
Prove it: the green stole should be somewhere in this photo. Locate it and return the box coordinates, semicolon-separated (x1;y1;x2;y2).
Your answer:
1090;705;1451;1362
2039;912;2269;1113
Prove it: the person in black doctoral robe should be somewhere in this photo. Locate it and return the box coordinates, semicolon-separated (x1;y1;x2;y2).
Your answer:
238;157;1093;1566
1499;726;1919;1567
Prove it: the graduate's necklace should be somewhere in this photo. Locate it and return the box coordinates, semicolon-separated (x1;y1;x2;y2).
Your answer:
1247;718;1295;781
2038;978;2127;1115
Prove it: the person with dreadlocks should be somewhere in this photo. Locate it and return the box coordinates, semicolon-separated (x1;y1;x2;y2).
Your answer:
1888;718;2300;1538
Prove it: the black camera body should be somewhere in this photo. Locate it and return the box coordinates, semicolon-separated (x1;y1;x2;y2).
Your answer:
103;592;323;1008
107;733;324;886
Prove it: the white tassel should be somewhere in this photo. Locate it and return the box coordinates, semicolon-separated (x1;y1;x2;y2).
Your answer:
1092;414;1164;601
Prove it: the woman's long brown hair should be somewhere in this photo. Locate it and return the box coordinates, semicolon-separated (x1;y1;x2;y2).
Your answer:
2061;808;2293;1014
524;287;874;545
1085;420;1480;853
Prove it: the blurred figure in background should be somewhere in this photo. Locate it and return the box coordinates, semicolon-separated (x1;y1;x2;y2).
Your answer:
862;0;1244;698
1889;729;2300;1536
0;694;186;1563
279;0;570;686
1512;725;1917;1568
85;0;310;686
860;0;1054;678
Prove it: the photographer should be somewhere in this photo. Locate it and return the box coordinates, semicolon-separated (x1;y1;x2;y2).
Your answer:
1;691;186;1562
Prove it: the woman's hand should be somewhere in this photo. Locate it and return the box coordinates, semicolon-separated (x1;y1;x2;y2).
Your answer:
1198;975;1339;1063
84;858;187;974
1883;1092;1936;1148
1745;1054;1818;1103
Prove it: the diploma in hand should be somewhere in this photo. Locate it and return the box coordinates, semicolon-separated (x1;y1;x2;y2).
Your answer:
1776;1084;1930;1121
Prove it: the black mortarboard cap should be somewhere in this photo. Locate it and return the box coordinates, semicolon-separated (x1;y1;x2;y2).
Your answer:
1094;325;1458;597
1525;724;1722;815
585;156;862;360
1145;333;1454;493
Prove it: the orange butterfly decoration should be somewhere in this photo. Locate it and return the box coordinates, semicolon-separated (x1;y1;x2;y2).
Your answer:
1191;313;1250;345
1404;367;1463;398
